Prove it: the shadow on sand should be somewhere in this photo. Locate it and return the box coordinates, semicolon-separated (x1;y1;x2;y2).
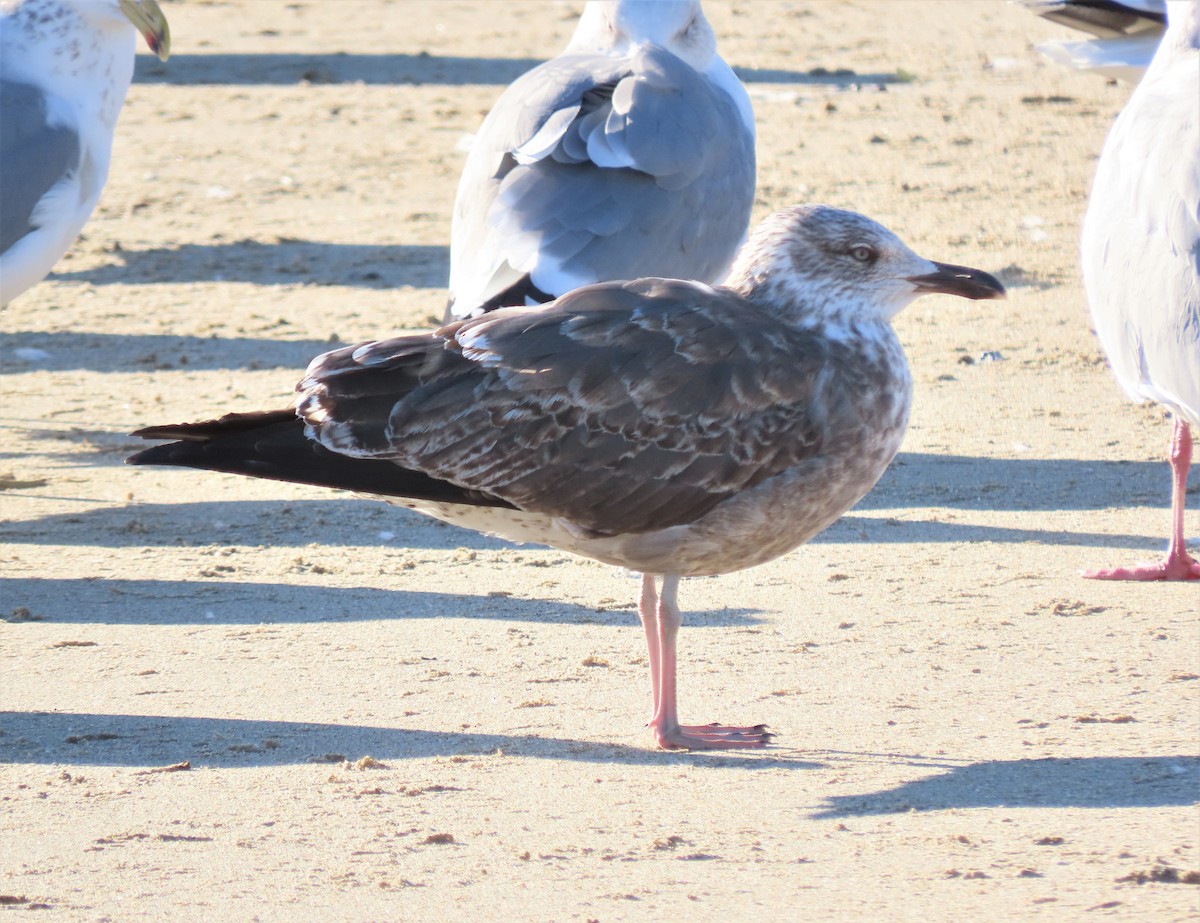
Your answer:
0;577;762;627
46;240;448;290
808;752;1200;816
134;52;874;88
0;710;817;769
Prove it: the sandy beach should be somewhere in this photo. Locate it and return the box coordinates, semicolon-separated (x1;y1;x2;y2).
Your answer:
1;1;1197;919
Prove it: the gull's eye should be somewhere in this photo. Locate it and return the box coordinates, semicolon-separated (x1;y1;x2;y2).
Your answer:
849;244;876;264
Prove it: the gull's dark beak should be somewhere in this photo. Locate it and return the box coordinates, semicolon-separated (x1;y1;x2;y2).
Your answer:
119;0;171;61
906;261;1006;301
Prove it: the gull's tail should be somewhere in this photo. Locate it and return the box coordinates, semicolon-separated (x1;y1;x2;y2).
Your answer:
127;410;513;509
1014;0;1165;39
1014;0;1165;80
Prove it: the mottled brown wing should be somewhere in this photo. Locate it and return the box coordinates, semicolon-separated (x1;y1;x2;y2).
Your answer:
300;279;852;536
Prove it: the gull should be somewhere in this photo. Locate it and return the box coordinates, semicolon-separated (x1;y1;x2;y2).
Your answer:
445;0;754;321
1015;0;1167;81
1081;0;1200;580
0;0;170;306
127;205;1005;750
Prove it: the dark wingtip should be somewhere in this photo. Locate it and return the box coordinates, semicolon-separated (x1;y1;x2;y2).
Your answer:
130;410;297;442
126;410;298;466
129;423;188;441
126;443;177;466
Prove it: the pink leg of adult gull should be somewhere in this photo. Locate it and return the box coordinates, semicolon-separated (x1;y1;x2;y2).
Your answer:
637;573;771;750
1084;419;1200;581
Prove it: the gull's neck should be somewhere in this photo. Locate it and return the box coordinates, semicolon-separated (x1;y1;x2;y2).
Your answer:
2;0;137;129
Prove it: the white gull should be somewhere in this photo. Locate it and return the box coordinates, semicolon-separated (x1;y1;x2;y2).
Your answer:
1081;0;1200;580
127;205;1005;750
0;0;170;306
445;0;754;320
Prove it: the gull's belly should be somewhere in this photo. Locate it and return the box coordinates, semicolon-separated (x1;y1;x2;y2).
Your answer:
380;419;904;579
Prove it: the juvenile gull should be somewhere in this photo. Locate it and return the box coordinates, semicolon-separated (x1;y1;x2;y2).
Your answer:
1080;0;1200;580
128;205;1005;750
0;0;170;306
445;0;754;321
1016;0;1166;80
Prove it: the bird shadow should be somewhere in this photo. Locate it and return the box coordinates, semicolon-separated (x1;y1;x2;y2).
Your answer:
135;52;548;87
0;711;818;769
133;53;832;88
0;333;334;376
818;515;1161;551
0;577;763;627
734;66;909;86
861;451;1183;514
0;496;1166;553
807;752;1200;817
47;240;448;290
0;498;516;547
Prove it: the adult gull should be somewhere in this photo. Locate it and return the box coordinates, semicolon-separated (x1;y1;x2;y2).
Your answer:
0;0;170;306
445;0;754;321
1081;0;1199;580
128;205;1005;750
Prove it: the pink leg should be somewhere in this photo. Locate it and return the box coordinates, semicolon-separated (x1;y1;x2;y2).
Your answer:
637;573;663;721
642;574;771;751
1084;419;1200;581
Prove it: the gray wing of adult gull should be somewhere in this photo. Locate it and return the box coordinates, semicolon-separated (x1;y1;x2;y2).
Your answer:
0;82;81;257
446;0;755;320
1080;0;1200;579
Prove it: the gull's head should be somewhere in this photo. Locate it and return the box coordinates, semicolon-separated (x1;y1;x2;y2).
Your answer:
38;0;171;60
569;0;716;70
728;204;1006;324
